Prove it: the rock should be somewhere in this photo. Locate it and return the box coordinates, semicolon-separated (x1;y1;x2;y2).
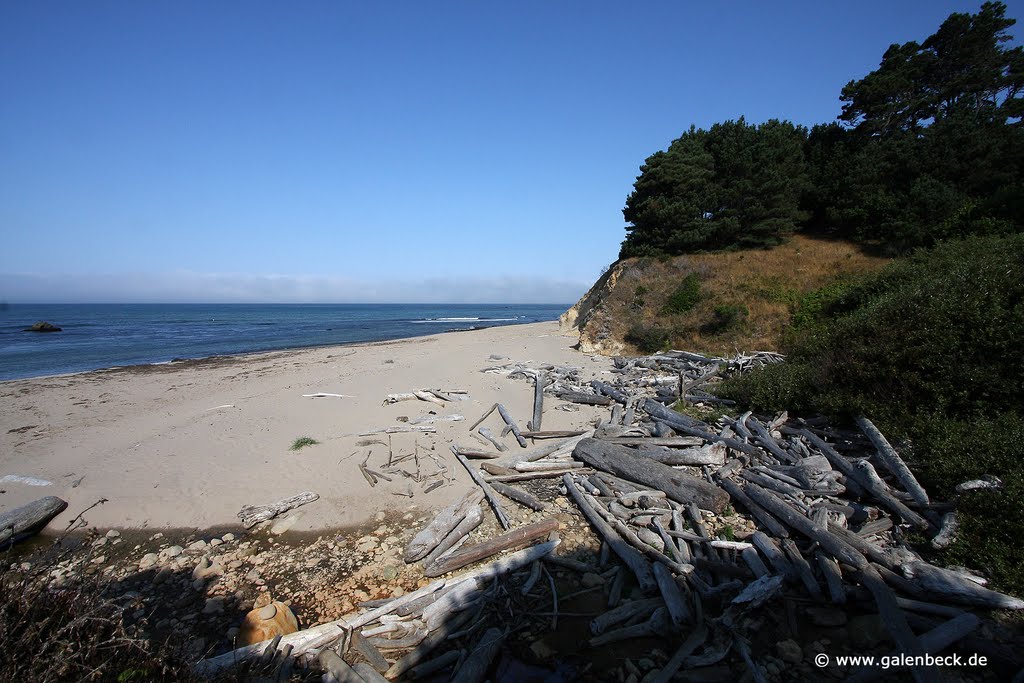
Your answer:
192;556;223;580
382;565;399;581
92;537;107;548
375;512;386;522
848;614;888;650
237;545;258;559
238;599;298;645
530;640;557;659
106;529;121;538
188;540;208;551
153;567;173;585
776;639;802;664
807;606;848;627
202;597;225;615
271;513;301;535
139;553;159;569
221;533;235;542
161;545;184;559
210;538;223;547
90;555;106;564
25;321;61;332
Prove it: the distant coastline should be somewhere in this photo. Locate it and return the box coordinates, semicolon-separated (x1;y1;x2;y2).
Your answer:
0;303;569;382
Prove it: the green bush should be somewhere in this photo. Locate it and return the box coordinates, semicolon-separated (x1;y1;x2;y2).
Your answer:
701;304;748;334
718;234;1024;593
624;325;670;353
661;273;702;314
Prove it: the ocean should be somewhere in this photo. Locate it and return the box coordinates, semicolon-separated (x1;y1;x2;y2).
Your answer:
0;303;569;381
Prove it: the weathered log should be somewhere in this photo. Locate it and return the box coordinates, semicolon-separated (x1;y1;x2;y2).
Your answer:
421;504;484;568
488;480;546;511
815;551;846;604
591;380;629;405
350;632;389;673
845;613;981;683
497;404;528;448
352;662;390;683
573;439;729;513
653;561;691;627
238;492;319;530
521;430;587;439
562;474;657;593
557;391;613;406
649;623;708;683
514;460;585;473
468;403;499;431
642;399;764;459
855;416;929;507
853;460;931;530
857;565;937;683
631;443;727;466
410;413;464;425
746;416;797;464
405;489;484;563
491;431;593;468
0;496;67;546
589;597;662;635
530;371;545;431
590;607;668;646
477;427;508;452
903;561;1024;609
454;452;511;530
413;390;446;405
453;447;503;460
780;538;823;599
750;531;793;578
486;468;589;483
359;425;437;436
424;518;559;577
451;627;507;683
744;483;867;569
408;650;461;679
318;649;363;683
602;436;704;447
716;478;790;539
930;512;958;550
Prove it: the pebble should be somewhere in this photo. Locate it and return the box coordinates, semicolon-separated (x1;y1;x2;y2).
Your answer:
271;514;301;535
382;566;399;581
139;553;159;569
106;529;120;538
161;545;184;559
222;533;235;542
90;555;106;565
188;540;208;551
776;639;802;664
375;512;386;522
210;538;223;547
92;537;108;548
202;597;225;614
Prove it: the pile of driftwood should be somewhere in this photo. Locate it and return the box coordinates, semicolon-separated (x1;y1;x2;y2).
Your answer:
198;350;1023;682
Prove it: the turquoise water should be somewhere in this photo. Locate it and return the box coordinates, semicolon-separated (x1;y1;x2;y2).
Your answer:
0;303;567;381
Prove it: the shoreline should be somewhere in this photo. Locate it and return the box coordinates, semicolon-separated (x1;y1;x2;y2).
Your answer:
0;321;611;535
1;317;558;385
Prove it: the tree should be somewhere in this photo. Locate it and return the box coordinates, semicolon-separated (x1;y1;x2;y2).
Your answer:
840;2;1023;134
620;119;808;257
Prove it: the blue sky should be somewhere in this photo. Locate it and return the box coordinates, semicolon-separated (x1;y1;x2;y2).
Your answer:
2;1;1019;303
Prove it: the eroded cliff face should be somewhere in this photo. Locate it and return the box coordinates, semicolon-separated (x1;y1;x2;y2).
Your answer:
559;262;628;355
559;236;891;357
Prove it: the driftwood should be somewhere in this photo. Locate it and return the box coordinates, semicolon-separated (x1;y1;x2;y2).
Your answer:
238;492;318;530
530;371;545;431
903;561;1024;609
0;496;67;546
855;415;929;507
424;518;559;577
454;452;511;530
359;425;437;436
488;480;546;511
630;443;727;466
477;427;507;452
562;474;657;593
557;391;613;406
319;649;363;683
405;489;484;563
574;438;729;513
352;662;390;683
451;627;507;683
497;404;528;448
409;413;464;425
421;504;484;569
653;561;691;627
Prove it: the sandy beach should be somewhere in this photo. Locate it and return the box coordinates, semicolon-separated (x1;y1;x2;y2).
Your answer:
0;321;609;534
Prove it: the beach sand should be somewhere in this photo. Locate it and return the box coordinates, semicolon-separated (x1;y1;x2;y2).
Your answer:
0;321;611;534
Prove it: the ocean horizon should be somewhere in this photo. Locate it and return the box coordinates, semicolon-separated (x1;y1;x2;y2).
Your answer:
0;303;569;381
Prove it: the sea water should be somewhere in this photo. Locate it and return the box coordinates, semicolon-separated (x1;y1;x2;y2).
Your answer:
0;303;568;381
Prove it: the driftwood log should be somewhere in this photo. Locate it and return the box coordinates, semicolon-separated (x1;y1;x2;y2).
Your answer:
573;438;729;513
404;489;484;563
237;492;318;530
424;518;559;577
0;496;67;546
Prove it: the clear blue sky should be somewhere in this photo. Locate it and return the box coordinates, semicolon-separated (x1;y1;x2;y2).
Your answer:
2;1;1019;303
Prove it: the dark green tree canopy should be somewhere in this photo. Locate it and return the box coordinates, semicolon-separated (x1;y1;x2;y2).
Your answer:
840;1;1023;134
620;118;808;257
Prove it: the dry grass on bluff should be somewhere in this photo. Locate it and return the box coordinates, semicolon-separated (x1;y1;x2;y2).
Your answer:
571;235;890;356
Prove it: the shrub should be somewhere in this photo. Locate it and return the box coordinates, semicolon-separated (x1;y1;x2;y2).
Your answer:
718;234;1024;593
624;325;670;353
701;304;748;334
661;273;702;314
290;436;319;451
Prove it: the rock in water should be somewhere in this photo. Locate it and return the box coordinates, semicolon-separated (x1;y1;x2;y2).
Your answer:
238;598;298;645
24;321;61;332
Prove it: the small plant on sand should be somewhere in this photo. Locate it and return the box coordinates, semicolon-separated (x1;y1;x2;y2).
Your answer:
289;436;319;451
